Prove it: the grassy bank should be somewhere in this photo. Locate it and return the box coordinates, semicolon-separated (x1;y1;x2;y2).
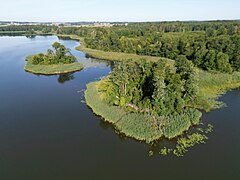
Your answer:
85;81;201;143
57;34;81;41
193;70;240;111
25;56;83;75
0;31;26;34
76;43;172;63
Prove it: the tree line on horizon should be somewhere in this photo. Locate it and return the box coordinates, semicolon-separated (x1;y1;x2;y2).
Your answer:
1;21;240;73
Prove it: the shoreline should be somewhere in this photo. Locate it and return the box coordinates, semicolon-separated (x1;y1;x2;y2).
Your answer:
85;81;201;143
24;67;83;75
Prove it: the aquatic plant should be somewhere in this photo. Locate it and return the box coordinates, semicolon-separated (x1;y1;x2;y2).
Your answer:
148;150;154;157
158;123;214;157
173;133;208;157
205;124;214;134
160;147;172;156
196;128;204;133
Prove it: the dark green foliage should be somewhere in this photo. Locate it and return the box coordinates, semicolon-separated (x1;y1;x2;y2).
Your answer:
216;52;232;73
73;21;240;73
100;58;198;117
175;55;199;103
203;50;217;70
0;24;57;33
32;42;76;65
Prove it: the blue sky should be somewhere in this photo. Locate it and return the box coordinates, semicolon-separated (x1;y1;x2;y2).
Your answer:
1;0;239;22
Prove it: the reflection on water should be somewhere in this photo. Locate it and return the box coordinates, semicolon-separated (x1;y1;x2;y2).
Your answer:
57;35;79;41
25;73;76;84
85;55;115;68
58;73;75;84
26;35;36;39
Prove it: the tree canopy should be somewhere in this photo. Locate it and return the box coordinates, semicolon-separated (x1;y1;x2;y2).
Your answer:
31;42;76;65
98;56;198;116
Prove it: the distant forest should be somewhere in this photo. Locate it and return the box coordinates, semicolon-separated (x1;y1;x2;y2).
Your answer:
1;21;240;72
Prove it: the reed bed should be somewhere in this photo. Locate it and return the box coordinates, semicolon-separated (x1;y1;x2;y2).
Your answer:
85;82;202;143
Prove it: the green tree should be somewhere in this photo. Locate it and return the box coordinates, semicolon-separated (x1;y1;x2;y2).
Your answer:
175;55;199;103
216;52;232;73
203;50;216;71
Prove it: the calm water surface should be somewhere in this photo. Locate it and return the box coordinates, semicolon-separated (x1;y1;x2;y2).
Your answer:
0;36;239;180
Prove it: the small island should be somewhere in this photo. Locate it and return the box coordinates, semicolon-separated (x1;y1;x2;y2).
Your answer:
25;42;83;75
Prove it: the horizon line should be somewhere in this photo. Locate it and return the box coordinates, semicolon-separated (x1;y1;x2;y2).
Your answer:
1;19;240;23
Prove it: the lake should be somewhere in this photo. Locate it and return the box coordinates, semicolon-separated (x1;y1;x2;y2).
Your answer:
0;36;239;180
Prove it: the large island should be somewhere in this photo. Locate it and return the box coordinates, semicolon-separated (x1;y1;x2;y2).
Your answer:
85;56;202;143
25;42;83;75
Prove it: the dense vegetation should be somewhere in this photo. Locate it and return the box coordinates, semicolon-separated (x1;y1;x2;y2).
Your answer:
0;24;57;34
82;22;240;73
98;56;198;116
85;57;203;142
25;42;83;75
31;42;76;65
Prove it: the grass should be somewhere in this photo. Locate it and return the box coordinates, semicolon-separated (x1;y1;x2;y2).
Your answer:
85;81;202;143
85;82;161;143
161;109;202;139
77;43;172;63
85;82;127;124
0;31;26;34
24;56;83;75
116;113;162;143
192;70;240;111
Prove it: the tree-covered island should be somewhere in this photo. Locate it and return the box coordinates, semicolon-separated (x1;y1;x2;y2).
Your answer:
85;56;203;143
25;42;83;75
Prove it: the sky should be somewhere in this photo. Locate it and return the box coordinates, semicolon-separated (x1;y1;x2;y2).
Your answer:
0;0;239;22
